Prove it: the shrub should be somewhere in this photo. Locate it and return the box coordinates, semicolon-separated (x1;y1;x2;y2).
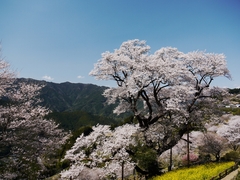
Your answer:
236;171;240;180
181;153;198;166
134;146;161;177
222;151;240;161
198;154;211;164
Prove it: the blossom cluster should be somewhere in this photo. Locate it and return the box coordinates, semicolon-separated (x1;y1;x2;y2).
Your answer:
61;124;139;179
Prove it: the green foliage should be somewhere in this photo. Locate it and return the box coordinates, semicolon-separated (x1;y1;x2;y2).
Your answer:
221;107;240;115
130;142;161;177
198;154;211;164
58;126;93;159
46;110;116;131
229;88;240;94
41;126;94;177
16;78;130;121
60;159;71;169
236;171;240;180
222;151;240;161
110;115;136;130
152;162;235;180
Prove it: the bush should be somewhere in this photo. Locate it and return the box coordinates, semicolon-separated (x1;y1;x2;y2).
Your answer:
135;147;160;177
130;143;162;177
236;171;240;180
198;154;211;164
181;153;198;166
222;151;240;162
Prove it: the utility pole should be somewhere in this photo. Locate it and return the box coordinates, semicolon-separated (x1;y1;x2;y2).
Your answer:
169;148;172;171
187;132;190;168
122;161;124;180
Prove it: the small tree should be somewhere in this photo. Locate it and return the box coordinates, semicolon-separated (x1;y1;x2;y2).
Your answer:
199;132;226;162
181;153;198;166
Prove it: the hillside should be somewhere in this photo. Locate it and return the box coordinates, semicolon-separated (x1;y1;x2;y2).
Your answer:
16;78;118;118
15;78;239;131
17;79;240;115
15;78;129;131
46;110;117;131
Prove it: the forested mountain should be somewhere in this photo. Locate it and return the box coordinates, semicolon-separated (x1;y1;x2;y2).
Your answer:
15;78;128;130
17;78;116;115
15;78;240;115
16;78;240;132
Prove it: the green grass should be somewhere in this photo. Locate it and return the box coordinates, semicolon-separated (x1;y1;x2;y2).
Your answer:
152;162;235;180
236;171;240;180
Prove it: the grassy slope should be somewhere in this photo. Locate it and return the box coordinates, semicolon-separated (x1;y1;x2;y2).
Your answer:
152;162;235;180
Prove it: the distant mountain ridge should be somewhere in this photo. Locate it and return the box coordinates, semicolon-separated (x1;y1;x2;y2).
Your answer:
12;78;240;131
16;78;118;119
15;78;240;115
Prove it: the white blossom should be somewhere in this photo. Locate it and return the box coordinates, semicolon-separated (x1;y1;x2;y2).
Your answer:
217;115;240;150
61;124;139;179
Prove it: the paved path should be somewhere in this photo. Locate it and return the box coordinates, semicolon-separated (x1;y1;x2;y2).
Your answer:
221;168;239;180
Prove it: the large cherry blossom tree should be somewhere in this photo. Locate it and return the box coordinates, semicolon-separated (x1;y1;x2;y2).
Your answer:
90;39;230;156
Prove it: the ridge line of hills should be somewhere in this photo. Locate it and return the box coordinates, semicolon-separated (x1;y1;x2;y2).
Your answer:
17;78;113;114
15;78;124;130
14;78;240;131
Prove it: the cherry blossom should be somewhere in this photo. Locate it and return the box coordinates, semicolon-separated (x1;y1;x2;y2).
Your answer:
90;39;230;155
61;124;139;179
0;81;68;179
217;115;240;151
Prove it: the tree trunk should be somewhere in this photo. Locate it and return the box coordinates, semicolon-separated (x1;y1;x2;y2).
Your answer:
168;148;172;171
187;132;190;168
215;153;220;162
122;161;124;180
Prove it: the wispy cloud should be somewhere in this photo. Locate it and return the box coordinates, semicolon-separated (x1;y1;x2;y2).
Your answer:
77;75;85;79
42;75;54;81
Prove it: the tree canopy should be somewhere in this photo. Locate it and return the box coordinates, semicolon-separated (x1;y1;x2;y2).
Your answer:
0;50;68;179
90;39;230;155
217;115;240;151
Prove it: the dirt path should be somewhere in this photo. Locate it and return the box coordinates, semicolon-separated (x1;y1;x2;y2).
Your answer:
221;168;239;180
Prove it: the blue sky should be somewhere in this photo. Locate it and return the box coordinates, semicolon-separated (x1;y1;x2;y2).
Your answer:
0;0;239;88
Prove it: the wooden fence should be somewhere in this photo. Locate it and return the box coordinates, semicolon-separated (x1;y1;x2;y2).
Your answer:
210;163;239;180
123;162;239;180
